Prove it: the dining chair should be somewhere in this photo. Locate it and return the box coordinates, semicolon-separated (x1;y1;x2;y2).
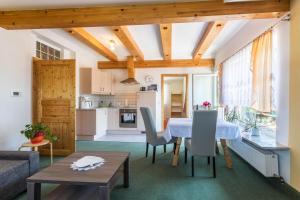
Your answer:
140;107;177;164
184;110;218;177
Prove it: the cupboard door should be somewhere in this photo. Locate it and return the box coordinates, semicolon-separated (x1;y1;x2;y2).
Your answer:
96;109;108;135
91;68;101;94
107;109;119;130
86;68;113;95
104;72;112;94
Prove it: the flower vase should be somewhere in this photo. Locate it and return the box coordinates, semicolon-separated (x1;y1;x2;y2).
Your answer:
251;127;260;136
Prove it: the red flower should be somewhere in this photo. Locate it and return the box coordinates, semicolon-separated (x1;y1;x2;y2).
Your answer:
202;101;211;107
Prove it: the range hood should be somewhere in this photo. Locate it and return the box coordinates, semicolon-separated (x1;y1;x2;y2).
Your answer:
120;56;140;85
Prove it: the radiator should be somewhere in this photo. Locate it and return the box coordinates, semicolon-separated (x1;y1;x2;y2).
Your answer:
228;138;279;177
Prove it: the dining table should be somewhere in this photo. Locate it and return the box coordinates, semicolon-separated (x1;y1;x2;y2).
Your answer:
165;118;241;168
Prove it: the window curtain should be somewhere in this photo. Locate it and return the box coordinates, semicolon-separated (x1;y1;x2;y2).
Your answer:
251;31;272;112
221;44;253;106
218;63;223;105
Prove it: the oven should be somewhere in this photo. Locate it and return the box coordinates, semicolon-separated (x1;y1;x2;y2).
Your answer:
119;109;137;128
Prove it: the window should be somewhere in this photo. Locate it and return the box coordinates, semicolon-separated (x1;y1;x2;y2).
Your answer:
192;74;217;107
221;43;253;107
36;41;61;60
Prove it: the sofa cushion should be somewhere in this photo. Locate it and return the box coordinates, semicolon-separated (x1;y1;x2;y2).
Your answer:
0;160;29;200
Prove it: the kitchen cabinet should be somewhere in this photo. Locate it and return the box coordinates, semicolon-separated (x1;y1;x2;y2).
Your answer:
76;109;97;140
76;108;108;140
96;108;108;134
107;108;119;130
80;68;114;95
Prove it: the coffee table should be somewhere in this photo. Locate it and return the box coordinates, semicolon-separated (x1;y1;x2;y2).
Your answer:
27;151;130;200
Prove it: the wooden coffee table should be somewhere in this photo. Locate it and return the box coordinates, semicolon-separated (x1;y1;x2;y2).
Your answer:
27;151;130;200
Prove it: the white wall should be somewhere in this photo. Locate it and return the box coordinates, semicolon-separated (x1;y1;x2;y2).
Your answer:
0;29;35;150
0;28;102;150
272;21;290;146
272;21;290;184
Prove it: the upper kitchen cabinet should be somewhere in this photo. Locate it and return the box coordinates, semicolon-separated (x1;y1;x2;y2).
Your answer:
80;68;114;95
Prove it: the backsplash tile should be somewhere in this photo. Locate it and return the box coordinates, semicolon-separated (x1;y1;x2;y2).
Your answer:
80;93;137;108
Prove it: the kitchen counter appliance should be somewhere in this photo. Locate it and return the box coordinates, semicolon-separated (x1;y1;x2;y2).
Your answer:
119;108;137;128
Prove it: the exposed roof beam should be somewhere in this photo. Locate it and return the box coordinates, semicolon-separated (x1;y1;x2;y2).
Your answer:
159;24;172;60
98;59;214;69
65;28;118;61
111;26;144;61
0;0;289;29
193;21;226;61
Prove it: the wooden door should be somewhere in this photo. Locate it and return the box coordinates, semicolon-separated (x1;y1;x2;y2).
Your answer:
32;59;76;156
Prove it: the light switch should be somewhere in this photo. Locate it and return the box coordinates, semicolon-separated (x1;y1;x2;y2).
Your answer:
11;91;21;97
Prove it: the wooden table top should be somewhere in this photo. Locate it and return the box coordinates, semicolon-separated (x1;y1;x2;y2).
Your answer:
21;139;49;147
27;151;130;185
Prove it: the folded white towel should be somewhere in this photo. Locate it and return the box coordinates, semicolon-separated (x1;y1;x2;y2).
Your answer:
70;156;105;171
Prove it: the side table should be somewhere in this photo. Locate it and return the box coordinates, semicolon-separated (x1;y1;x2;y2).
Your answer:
18;139;53;164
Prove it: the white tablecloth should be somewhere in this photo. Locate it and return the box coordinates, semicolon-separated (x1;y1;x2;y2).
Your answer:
165;118;240;140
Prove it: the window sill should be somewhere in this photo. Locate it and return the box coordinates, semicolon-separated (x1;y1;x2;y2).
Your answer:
241;130;289;151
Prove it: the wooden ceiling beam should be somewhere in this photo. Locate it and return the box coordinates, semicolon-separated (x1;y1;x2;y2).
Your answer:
111;26;144;61
159;24;172;60
98;59;214;69
193;21;226;61
0;0;289;29
65;28;118;61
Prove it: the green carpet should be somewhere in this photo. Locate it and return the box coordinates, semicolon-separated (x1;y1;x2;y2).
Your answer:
16;141;300;200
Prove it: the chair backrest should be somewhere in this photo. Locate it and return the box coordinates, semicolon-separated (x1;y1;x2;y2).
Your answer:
191;110;218;156
140;107;157;143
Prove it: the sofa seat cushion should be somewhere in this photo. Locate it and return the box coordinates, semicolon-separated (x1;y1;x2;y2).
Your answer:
0;160;29;200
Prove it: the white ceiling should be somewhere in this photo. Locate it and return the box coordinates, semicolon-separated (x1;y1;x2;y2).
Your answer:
203;20;248;58
173;22;207;59
85;27;131;60
127;25;163;60
82;20;248;61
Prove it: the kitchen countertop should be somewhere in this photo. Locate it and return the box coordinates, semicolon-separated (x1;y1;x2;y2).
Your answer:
77;106;137;111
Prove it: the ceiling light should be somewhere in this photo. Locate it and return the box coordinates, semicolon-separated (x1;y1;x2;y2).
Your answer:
109;40;116;51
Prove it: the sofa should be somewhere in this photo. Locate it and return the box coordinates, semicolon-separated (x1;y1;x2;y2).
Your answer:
0;151;39;200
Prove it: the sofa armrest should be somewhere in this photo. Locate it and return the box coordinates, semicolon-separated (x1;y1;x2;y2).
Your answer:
0;151;40;175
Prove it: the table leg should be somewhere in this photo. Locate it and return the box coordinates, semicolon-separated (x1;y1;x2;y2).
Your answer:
27;182;41;200
98;185;110;200
123;157;129;188
172;137;182;166
215;141;220;155
220;139;233;169
50;142;53;165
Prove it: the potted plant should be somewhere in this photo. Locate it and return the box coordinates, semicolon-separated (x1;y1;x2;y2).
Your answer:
20;123;58;144
225;107;240;124
240;108;261;136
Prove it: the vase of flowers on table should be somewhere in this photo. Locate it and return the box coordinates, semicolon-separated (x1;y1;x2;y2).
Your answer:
20;123;58;144
202;101;211;110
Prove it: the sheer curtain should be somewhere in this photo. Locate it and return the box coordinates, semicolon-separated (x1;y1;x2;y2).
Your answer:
221;44;252;106
251;31;272;112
